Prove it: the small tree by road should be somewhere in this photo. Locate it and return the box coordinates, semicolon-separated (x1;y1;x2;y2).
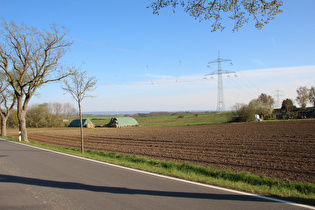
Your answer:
62;69;96;153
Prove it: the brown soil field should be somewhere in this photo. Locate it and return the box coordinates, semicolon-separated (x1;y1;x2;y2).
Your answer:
8;120;315;183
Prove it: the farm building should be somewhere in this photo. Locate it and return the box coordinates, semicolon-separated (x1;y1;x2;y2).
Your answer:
275;112;291;120
106;117;138;128
298;110;315;118
68;119;94;128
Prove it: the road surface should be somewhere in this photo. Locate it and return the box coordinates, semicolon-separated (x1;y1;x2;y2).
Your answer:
0;139;313;209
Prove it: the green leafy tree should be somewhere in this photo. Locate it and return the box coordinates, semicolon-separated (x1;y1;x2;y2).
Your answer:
148;0;283;32
281;98;294;113
231;103;255;122
240;103;256;122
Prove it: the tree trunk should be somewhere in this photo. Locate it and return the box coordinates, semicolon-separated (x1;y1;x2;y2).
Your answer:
79;102;84;153
18;110;28;142
17;97;28;142
1;116;7;137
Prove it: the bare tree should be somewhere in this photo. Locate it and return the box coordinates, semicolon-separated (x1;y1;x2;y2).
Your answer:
309;86;315;107
296;86;309;109
148;0;283;32
0;77;16;136
62;102;77;117
0;19;72;142
62;69;96;153
257;93;275;107
48;102;63;116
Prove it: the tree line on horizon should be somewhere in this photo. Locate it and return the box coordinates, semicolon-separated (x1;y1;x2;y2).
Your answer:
5;102;77;129
231;86;315;122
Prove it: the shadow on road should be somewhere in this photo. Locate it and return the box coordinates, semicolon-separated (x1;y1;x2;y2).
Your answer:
0;174;274;202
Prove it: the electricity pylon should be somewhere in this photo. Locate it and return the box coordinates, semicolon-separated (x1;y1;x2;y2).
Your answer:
206;51;235;112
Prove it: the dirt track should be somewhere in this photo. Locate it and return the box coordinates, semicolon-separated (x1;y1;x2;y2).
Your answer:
8;120;315;183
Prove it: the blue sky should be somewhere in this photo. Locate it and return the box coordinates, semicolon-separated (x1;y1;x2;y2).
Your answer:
1;0;314;113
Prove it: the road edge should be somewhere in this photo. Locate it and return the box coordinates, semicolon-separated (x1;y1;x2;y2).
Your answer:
2;139;314;210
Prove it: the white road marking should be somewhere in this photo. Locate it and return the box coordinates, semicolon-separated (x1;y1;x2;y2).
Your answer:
3;139;314;210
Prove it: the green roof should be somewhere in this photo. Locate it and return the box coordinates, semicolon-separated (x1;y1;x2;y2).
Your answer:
68;119;94;127
107;117;138;127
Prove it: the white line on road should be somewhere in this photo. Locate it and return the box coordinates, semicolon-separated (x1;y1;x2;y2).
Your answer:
2;139;314;210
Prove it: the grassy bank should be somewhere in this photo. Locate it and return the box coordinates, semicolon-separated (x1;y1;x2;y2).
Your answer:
4;137;314;207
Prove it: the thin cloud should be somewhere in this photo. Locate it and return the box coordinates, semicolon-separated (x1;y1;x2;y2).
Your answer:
34;66;315;111
252;58;265;66
272;37;276;47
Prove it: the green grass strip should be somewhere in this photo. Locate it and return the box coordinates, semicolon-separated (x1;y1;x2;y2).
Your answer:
3;137;314;206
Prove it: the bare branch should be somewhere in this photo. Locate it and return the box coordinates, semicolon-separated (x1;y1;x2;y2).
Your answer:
62;68;97;104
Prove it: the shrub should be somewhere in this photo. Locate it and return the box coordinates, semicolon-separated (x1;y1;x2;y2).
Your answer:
26;104;63;128
7;111;18;128
230;103;255;122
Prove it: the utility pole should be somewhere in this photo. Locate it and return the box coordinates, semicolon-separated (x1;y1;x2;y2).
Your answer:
206;51;235;112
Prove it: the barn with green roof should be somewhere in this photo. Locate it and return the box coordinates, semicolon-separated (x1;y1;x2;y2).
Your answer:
68;119;94;128
106;117;138;128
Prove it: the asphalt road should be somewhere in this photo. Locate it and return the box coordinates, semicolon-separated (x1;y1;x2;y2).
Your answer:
0;139;313;210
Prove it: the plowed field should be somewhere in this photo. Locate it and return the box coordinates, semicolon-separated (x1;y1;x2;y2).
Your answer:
8;120;315;183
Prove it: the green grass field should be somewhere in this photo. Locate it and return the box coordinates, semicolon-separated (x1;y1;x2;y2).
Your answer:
135;112;230;127
80;112;231;127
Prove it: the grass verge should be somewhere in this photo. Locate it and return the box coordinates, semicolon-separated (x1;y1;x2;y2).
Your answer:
3;137;314;207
